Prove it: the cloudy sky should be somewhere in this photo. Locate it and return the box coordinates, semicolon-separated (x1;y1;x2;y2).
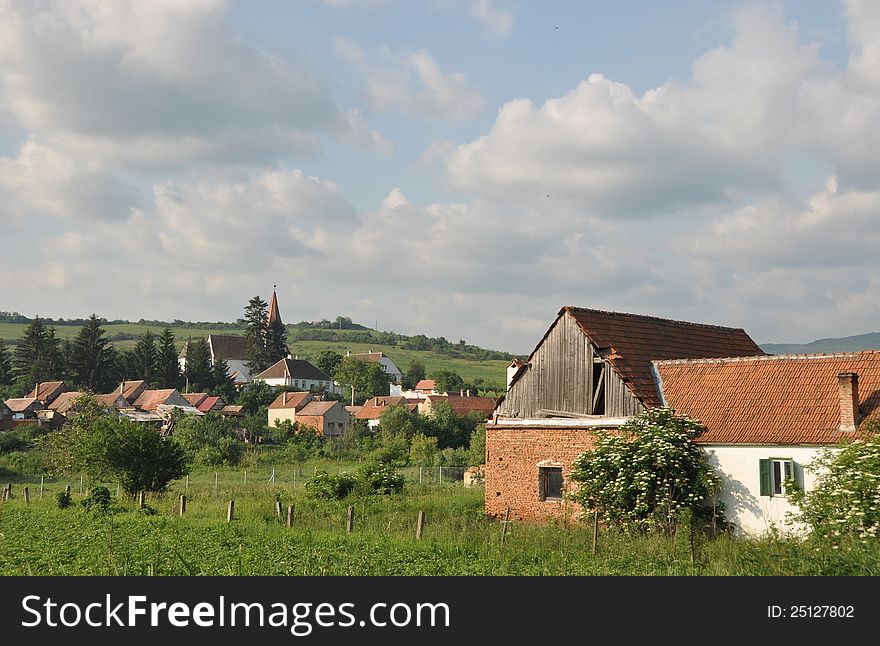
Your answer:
2;0;879;354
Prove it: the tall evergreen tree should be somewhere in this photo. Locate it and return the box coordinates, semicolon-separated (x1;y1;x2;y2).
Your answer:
183;338;212;392
244;295;270;374
71;314;116;392
12;316;64;390
157;327;182;389
210;356;236;402
131;331;158;384
44;326;66;383
0;339;12;386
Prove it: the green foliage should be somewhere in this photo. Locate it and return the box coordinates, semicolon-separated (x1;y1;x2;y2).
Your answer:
316;350;343;378
81;486;113;515
402;360;426;390
790;429;880;541
130;331;158;385
467;424;486;466
174;413;246;467
0;339;12;386
55;489;72;509
237;380;276;415
157;327;182;389
305;470;357;500
429;369;465;394
409;433;438;466
335;357;392;402
183;338;213;391
71;314;117;392
13;317;65;390
244;295;271;375
355;461;405;495
569;407;722;536
423;400;481;449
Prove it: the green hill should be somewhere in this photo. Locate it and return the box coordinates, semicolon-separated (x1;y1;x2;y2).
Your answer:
760;332;880;355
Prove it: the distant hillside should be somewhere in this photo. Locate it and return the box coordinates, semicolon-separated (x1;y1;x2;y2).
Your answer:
761;332;880;355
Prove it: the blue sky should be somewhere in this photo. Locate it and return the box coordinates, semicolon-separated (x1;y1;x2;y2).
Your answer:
1;0;879;354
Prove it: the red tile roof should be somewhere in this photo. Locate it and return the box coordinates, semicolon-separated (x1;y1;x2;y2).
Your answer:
197;395;223;413
656;351;880;445
48;391;84;413
4;397;44;413
133;389;182;411
414;379;436;391
560;307;764;407
27;381;65;402
220;405;244;416
297;401;339;417
94;393;131;410
183;393;208;407
428;395;499;418
355;396;417;419
268;391;314;410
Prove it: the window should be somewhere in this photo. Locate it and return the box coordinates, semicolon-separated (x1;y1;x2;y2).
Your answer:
538;467;563;501
759;458;795;497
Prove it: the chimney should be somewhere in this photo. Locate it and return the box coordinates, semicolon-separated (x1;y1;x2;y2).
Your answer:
838;372;859;433
120;380;125;395
460;389;464;397
35;382;39;402
283;391;287;406
466;389;471;397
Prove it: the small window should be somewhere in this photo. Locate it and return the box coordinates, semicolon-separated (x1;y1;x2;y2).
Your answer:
759;458;795;497
538;467;563;501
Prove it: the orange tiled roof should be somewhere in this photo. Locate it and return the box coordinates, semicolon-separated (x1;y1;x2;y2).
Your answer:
94;393;131;410
561;307;764;407
297;401;339;417
355;396;417;419
133;389;180;411
655;351;880;445
27;381;65;402
414;379;436;391
183;392;208;407
48;391;85;413
268;391;314;410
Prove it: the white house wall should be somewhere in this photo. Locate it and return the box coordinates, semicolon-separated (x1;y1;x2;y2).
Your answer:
702;445;837;537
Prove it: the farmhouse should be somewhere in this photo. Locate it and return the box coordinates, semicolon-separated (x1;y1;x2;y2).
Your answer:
266;391;315;427
295;400;350;438
3;397;45;423
253;357;339;394
486;306;763;523
654;352;880;536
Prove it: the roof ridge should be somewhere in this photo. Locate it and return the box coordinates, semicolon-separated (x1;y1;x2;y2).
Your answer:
562;305;749;334
654;349;880;366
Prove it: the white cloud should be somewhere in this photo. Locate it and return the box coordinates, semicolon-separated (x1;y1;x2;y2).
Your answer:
335;36;486;121
470;0;514;39
0;0;388;166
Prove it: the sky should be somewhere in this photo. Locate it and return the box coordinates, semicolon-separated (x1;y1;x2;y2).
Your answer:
1;0;879;354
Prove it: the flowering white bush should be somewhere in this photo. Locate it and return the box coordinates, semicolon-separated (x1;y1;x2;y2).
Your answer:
569;407;722;536
790;428;880;541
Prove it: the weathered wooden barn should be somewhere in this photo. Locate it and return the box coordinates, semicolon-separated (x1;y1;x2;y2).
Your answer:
486;306;764;521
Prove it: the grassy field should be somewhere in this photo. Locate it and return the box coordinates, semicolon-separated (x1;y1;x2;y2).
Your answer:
1;463;878;576
0;323;509;386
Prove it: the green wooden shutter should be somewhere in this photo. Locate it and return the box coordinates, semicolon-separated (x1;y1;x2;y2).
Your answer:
759;459;771;497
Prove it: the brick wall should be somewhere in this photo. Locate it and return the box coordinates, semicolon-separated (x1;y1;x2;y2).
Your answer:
485;424;598;522
295;415;325;437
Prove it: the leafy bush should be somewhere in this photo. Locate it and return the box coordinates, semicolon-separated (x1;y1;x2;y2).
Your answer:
305;471;357;500
790;430;880;541
356;461;405;495
569;407;722;536
81;486;112;515
175;413;246;467
55;489;72;509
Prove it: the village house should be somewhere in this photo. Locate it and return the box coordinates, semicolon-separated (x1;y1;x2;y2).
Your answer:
0;400;13;431
27;381;66;406
178;334;252;388
345;350;403;384
419;393;498;420
182;392;225;413
485;306;763;523
355;395;419;429
654;352;880;536
266;391;315;427
253;357;340;394
3;397;45;423
294;400;350;438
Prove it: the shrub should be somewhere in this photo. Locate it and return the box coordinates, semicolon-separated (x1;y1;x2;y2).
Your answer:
306;471;357;500
356;461;405;495
569;407;722;536
81;486;113;515
55;489;72;509
790;430;880;541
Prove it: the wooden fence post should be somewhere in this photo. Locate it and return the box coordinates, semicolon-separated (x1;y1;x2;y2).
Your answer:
287;504;295;528
3;484;9;501
346;505;354;533
592;510;599;556
23;486;29;505
80;474;83;494
138;491;146;509
227;499;235;522
274;500;282;518
416;510;426;540
65;485;71;499
179;494;186;516
500;506;510;549
40;475;44;499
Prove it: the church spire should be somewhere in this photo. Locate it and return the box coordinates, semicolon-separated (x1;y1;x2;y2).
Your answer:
267;285;282;328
